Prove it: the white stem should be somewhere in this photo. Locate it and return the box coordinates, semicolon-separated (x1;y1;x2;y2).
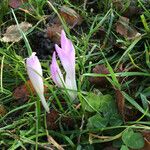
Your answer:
39;94;50;113
65;73;77;100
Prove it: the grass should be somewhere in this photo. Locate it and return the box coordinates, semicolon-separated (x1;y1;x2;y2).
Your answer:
0;0;150;149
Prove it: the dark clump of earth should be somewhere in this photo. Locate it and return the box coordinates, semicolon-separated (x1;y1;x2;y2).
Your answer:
29;31;55;59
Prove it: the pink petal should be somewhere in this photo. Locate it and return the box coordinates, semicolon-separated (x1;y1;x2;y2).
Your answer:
26;52;49;112
26;52;43;94
50;52;65;87
51;30;77;100
55;44;75;76
61;30;75;55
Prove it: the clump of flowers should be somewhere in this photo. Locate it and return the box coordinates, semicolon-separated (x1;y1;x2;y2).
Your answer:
26;30;77;112
50;30;77;100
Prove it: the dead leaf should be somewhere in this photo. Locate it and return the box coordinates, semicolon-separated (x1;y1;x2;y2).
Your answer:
115;16;141;40
9;0;28;8
89;65;110;87
141;130;150;150
112;0;123;10
46;109;76;130
116;16;129;37
1;22;32;42
97;27;106;39
13;80;35;102
124;105;138;121
13;80;48;103
127;28;141;40
0;104;7;116
46;109;59;130
115;89;125;119
59;5;82;27
112;0;142;18
47;24;63;44
124;6;142;18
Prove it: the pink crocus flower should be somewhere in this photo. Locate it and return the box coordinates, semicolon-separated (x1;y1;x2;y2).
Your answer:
26;52;49;112
50;30;77;100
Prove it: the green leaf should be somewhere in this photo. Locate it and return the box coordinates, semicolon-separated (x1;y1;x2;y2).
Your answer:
82;93;114;113
120;145;129;150
82;93;101;112
122;128;144;149
99;94;115;113
109;113;123;126
142;87;150;97
87;114;108;129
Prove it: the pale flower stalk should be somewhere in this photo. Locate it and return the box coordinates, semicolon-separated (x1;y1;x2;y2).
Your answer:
50;30;77;100
26;52;49;113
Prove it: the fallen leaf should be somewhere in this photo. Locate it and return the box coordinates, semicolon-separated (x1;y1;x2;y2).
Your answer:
141;130;150;150
112;0;142;18
13;80;48;103
112;0;123;11
47;24;63;44
127;28;141;40
124;105;138;121
94;27;106;42
46;109;76;130
115;16;141;40
0;104;7;116
97;27;106;39
1;22;32;42
115;89;125;119
116;16;129;37
13;80;35;102
59;5;82;27
124;6;142;18
89;65;110;87
9;0;28;8
46;109;59;130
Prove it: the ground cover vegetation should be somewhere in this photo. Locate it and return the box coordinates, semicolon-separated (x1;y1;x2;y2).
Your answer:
0;0;150;149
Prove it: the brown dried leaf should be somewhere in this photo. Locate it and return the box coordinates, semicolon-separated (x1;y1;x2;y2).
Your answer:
46;109;75;130
1;22;32;42
124;6;142;18
13;80;35;102
113;0;141;18
47;24;63;44
59;5;82;27
124;105;138;121
89;65;110;87
13;80;48;103
115;89;125;119
141;131;150;150
116;16;129;37
46;109;59;130
9;0;28;8
0;104;7;116
97;27;106;39
116;16;141;40
112;0;123;10
127;28;141;40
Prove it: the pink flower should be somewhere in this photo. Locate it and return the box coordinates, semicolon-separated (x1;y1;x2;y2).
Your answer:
26;52;49;112
50;30;77;100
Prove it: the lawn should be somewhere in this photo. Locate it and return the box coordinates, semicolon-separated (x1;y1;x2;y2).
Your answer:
0;0;150;149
